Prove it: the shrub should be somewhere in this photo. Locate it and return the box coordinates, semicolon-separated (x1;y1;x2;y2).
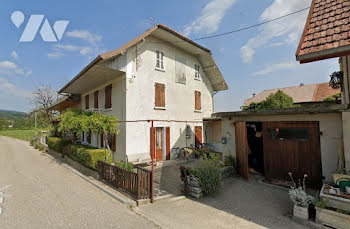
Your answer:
116;161;134;172
190;161;221;196
64;144;112;170
47;137;71;153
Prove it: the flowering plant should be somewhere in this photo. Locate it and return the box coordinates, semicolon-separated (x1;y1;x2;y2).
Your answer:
288;173;314;207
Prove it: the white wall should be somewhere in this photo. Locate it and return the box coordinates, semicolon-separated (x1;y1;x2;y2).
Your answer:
207;113;343;182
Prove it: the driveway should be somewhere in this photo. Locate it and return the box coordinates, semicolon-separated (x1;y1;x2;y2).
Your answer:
135;176;310;229
0;136;158;229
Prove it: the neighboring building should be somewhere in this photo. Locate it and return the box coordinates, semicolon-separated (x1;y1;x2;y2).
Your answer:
243;82;340;108
296;0;350;175
50;24;227;163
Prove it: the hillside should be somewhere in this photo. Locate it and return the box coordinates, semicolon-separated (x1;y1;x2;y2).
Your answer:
0;109;28;119
0;109;30;129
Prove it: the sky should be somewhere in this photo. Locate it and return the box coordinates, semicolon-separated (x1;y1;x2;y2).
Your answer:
0;0;339;112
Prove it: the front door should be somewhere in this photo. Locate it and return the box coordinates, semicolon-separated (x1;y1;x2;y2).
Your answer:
155;127;163;161
235;122;249;180
195;126;202;147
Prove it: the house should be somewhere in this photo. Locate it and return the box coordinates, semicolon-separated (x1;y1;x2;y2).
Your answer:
243;82;340;108
296;0;350;176
50;24;228;163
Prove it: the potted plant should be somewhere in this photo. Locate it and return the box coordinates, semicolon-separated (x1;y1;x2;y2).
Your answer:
288;173;314;220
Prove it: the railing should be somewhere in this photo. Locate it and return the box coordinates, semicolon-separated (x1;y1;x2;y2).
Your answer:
97;161;152;200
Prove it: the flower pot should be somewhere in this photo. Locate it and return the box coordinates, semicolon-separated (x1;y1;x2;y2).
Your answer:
316;206;350;229
293;204;309;220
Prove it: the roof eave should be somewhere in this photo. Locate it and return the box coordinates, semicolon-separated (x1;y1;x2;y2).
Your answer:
297;45;350;64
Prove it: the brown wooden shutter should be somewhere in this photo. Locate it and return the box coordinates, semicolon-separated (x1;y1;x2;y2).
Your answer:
111;134;116;151
94;91;99;109
100;134;104;148
195;91;201;110
87;131;91;144
166;127;170;160
85;95;89;109
155;83;165;107
105;85;112;109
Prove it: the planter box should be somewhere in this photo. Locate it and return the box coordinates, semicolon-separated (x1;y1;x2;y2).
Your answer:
316;207;350;229
320;185;350;212
293;205;309;220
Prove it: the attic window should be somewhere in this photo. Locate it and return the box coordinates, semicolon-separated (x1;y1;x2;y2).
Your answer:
156;50;164;70
194;64;200;79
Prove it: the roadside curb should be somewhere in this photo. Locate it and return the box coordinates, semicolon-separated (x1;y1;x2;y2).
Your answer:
43;149;136;207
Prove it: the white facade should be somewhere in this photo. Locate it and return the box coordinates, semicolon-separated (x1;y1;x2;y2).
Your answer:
79;35;218;162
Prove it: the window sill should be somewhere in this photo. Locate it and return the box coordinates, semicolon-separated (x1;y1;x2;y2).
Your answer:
104;108;112;112
194;110;202;113
194;77;201;81
155;67;165;72
154;106;166;110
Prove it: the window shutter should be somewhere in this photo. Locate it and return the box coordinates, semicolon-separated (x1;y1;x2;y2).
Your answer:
155;83;165;107
105;85;112;109
100;134;104;148
87;131;91;144
108;134;116;151
94;91;99;109
195;91;201;110
85;95;89;109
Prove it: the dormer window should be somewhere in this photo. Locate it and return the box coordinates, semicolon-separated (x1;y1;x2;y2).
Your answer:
195;64;200;80
156;50;164;70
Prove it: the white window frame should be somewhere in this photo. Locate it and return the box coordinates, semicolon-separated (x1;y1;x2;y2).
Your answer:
194;64;201;80
155;49;165;71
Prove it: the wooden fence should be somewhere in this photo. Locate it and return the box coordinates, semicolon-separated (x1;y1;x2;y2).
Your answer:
97;161;152;200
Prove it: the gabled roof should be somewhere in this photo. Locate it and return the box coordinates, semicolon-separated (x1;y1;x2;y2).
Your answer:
59;24;228;93
243;82;340;106
296;0;350;63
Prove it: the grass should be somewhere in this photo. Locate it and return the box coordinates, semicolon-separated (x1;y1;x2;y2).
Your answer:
0;129;36;141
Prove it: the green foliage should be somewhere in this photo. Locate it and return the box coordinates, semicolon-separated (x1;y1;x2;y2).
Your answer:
58;110;86;140
64;144;112;170
243;90;294;111
202;152;221;167
224;155;236;168
314;197;327;209
0;129;36;141
324;92;341;103
47;137;72;153
190;161;221;196
116;161;134;172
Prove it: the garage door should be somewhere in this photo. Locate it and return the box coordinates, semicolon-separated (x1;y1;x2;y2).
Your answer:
262;121;322;189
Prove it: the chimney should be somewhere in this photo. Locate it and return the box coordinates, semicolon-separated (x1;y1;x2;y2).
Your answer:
300;83;304;86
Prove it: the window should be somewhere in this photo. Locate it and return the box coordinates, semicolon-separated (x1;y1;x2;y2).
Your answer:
87;131;91;144
195;91;201;110
94;90;99;109
156;50;164;70
85;95;89;109
100;134;104;148
108;134;116;152
105;85;112;109
155;83;165;108
194;64;200;79
268;128;310;141
175;56;186;84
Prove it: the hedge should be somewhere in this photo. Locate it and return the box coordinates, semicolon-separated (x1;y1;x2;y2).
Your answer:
64;144;112;170
47;137;112;171
47;137;72;153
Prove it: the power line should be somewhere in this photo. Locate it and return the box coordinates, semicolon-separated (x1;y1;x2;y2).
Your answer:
146;7;310;44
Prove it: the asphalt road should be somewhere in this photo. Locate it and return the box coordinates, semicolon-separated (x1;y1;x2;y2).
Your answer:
0;136;158;229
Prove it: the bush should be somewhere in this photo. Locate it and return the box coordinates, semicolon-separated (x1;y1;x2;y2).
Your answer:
64;144;112;170
47;137;71;153
116;161;134;172
190;161;221;196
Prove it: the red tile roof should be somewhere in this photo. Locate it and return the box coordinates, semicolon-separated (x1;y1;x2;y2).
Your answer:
296;0;350;63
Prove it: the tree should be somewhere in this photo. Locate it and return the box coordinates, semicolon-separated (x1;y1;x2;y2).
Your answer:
243;90;294;111
32;85;58;123
58;110;119;162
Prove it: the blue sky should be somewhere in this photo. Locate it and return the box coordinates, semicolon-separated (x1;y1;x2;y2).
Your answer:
0;0;338;112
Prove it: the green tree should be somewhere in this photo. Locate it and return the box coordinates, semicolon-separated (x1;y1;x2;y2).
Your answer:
243;90;294;111
324;92;341;103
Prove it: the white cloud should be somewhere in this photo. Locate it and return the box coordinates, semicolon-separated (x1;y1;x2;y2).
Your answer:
0;60;31;76
0;77;32;98
241;0;311;63
11;51;18;59
66;30;102;44
254;61;299;75
47;52;63;59
53;44;93;56
184;0;238;36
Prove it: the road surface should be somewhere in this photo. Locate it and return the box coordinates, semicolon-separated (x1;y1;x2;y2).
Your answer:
0;136;158;229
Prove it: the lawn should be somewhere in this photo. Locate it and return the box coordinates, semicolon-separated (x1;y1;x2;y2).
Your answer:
0;129;36;141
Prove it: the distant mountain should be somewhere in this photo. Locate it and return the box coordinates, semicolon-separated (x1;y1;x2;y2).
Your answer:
0;109;29;119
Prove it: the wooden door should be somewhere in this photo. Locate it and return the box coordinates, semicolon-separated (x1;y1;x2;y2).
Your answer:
155;127;163;161
166;127;170;160
235;122;249;179
263;121;322;189
195;126;202;147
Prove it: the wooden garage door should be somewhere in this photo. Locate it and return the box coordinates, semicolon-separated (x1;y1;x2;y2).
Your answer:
263;121;322;189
